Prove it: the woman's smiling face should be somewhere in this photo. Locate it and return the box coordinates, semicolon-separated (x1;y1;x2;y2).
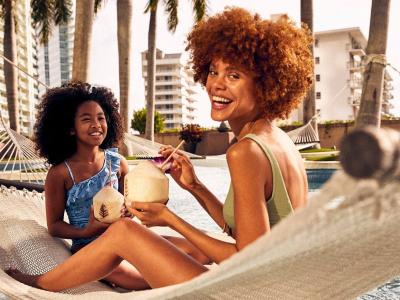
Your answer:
205;59;259;124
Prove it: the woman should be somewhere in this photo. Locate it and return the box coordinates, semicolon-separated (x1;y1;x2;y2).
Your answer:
7;7;313;291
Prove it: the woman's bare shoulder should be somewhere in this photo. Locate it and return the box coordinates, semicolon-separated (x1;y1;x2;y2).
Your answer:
226;137;270;172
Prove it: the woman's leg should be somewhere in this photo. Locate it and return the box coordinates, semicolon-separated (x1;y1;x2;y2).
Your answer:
163;236;212;265
103;261;149;290
7;218;208;291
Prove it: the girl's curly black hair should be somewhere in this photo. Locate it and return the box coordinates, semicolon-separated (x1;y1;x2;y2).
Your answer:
34;81;123;166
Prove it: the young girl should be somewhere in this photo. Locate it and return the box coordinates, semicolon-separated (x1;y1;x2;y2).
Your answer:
33;81;148;290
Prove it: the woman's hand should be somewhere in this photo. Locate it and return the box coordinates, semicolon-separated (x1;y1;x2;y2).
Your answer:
83;207;110;237
120;204;133;218
159;146;200;191
129;202;171;227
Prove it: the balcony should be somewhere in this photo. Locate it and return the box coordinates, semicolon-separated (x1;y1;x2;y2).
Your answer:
348;95;361;106
349;48;365;57
347;61;362;72
348;78;363;89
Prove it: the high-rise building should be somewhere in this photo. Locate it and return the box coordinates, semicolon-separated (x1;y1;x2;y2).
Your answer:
141;49;199;129
37;21;75;96
0;0;40;136
288;27;394;123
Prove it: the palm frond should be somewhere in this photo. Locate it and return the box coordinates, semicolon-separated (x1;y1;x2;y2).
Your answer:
53;0;72;24
144;0;158;13
31;0;53;44
191;0;207;23
164;0;178;32
94;0;104;14
0;0;4;17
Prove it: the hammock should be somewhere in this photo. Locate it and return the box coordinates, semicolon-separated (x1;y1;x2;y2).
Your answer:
123;133;203;159
0;114;48;184
287;118;320;150
0;125;203;186
0;166;399;299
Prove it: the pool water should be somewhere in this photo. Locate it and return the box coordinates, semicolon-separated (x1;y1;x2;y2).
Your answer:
306;168;337;191
167;165;336;233
168;165;229;233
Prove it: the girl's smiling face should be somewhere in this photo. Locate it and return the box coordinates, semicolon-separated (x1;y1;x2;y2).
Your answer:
205;59;259;124
72;101;108;147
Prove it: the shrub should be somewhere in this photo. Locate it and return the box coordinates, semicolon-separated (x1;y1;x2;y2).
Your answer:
131;108;164;134
179;123;203;143
217;121;230;132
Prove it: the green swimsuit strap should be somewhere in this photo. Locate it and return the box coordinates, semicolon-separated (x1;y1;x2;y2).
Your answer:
243;134;293;216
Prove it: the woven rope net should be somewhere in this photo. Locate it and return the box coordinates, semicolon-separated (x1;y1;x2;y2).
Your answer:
0;115;48;184
0;169;399;299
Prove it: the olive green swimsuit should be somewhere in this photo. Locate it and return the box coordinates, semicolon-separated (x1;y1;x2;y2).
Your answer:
222;134;293;230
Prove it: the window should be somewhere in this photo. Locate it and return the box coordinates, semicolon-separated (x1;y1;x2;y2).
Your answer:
316;74;320;82
315;57;320;64
314;38;319;48
316;92;321;99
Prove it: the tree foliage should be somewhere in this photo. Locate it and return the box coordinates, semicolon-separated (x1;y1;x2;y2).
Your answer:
131;108;164;134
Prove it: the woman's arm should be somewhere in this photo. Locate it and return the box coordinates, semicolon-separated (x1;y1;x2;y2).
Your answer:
227;139;271;249
160;147;225;229
45;166;108;239
130;202;237;263
131;140;271;262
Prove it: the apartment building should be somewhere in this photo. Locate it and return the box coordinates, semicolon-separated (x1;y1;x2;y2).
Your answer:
288;27;394;123
37;22;74;96
0;0;40;136
141;49;199;129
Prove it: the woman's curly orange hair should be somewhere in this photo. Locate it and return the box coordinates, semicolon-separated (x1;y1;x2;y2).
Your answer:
186;7;313;120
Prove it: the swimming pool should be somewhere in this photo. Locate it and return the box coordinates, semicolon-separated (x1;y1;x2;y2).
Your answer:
306;168;337;191
167;164;337;233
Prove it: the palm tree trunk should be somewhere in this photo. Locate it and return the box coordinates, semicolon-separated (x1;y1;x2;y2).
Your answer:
72;0;95;81
145;7;157;141
301;0;317;135
117;0;132;134
3;0;20;133
355;0;390;128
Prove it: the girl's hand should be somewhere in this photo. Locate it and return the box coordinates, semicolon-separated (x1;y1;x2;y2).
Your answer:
159;146;200;191
129;202;171;227
84;207;110;237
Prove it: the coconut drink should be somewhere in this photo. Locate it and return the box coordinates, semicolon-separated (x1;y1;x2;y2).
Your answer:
93;160;125;223
124;160;169;213
93;186;125;223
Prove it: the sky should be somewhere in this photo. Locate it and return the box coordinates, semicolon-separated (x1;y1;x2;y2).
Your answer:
90;0;400;127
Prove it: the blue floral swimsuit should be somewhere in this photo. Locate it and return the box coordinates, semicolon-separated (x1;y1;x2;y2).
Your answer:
64;148;121;250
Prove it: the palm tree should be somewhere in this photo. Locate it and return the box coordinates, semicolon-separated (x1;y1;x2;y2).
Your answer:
144;0;207;141
117;0;133;133
72;0;95;81
355;0;391;128
1;0;71;133
1;0;19;132
300;0;318;136
71;0;132;136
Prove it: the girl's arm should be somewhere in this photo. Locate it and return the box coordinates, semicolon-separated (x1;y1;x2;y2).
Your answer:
118;155;129;194
45;166;108;239
132;140;271;263
160;148;225;229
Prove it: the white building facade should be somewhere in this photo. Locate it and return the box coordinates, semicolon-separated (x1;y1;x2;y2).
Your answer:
141;49;199;129
288;27;393;123
0;0;40;136
37;22;74;96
